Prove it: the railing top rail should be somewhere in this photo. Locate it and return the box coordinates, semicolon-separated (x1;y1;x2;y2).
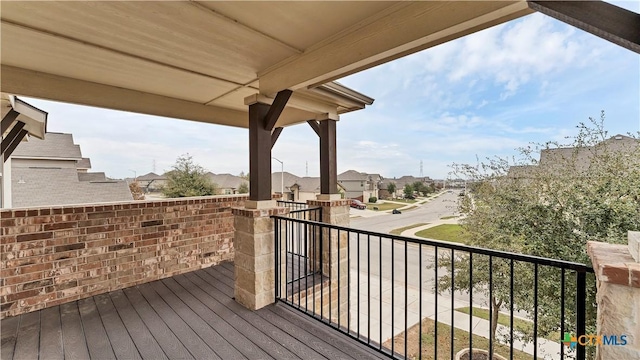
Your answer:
276;200;308;206
288;207;321;214
271;215;594;273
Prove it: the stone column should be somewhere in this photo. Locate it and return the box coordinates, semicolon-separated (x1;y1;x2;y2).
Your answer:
232;200;289;310
307;194;350;324
587;231;640;360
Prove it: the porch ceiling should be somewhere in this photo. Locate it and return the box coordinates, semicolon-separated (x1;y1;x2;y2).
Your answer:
0;1;532;128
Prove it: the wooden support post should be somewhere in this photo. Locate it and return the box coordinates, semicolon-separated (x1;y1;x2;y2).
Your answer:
529;1;640;54
3;130;28;162
319;120;337;194
307;120;320;137
270;127;283;149
249;103;272;201
1;121;25;155
1;109;19;135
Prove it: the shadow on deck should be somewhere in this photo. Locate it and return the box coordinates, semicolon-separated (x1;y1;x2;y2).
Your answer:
1;261;387;360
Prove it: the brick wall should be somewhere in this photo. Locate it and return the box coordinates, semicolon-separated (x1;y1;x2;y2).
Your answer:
0;195;246;318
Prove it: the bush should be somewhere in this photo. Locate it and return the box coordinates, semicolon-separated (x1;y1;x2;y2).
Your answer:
368;196;378;203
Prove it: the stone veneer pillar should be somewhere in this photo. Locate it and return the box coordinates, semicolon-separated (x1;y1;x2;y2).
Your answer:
232;200;289;310
587;231;640;360
307;194;350;323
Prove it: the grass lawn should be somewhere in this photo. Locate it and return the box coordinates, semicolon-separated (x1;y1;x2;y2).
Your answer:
367;202;404;211
389;223;428;235
387;198;417;204
382;317;536;360
415;224;466;244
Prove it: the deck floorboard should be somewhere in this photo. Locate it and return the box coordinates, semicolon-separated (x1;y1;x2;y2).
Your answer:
1;261;391;360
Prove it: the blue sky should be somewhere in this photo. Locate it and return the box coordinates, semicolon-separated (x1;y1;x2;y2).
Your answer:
23;3;639;180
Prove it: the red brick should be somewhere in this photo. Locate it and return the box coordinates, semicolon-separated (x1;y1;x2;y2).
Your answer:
16;232;52;242
43;222;77;231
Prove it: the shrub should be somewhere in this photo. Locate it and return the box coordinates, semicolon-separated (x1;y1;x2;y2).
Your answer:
368;196;377;203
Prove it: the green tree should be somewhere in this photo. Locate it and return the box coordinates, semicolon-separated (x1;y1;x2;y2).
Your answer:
438;114;640;356
411;181;426;196
386;182;397;198
403;184;414;198
161;154;217;198
238;182;249;194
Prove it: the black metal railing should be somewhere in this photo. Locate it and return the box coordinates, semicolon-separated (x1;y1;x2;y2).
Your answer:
272;216;595;360
276;201;322;283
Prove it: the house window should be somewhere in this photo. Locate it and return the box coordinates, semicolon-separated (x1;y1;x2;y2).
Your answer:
361;182;364;187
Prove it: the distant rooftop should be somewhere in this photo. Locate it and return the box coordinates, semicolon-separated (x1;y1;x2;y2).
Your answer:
11;132;82;160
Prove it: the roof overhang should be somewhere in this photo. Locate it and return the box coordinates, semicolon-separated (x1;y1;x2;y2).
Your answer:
0;1;535;127
1;93;48;140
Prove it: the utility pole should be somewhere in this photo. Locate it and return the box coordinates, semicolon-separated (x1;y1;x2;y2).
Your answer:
272;157;284;196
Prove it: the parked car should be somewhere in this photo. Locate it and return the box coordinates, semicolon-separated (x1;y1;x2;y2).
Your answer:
392;209;402;214
350;199;366;210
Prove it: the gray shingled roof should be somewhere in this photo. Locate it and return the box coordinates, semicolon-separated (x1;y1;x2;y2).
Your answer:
271;172;301;192
511;135;639;176
76;157;92;170
292;177;321;192
11;167;133;208
11;132;82;160
78;172;107;182
337;170;367;181
137;172;166;181
207;173;246;189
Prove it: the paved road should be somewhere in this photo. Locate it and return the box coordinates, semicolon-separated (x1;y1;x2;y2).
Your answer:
350;192;461;234
344;192;492;309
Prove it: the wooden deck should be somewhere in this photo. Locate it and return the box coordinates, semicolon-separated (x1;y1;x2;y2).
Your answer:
1;261;388;360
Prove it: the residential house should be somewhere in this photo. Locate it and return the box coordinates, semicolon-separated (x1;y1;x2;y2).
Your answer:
207;172;248;195
4;132;133;208
337;170;381;201
272;171;345;201
507;134;639;179
135;172;167;192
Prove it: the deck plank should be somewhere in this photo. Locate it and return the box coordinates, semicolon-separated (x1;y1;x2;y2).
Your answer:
39;306;64;360
13;310;39;360
0;262;394;360
180;273;295;359
189;269;334;360
60;302;91;360
93;293;142;360
209;264;388;360
77;297;117;360
136;283;220;360
108;290;167;360
1;313;20;360
121;287;193;360
156;278;260;359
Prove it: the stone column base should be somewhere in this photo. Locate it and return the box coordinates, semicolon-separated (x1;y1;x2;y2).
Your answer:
232;205;289;310
587;232;640;360
306;196;350;327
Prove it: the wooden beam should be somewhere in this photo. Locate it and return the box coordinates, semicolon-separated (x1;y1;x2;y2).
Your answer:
3;129;28;162
258;1;531;94
249;103;272;201
1;121;25;154
529;1;640;54
1;109;20;135
271;127;283;149
307;120;320;137
1;65;248;128
263;90;292;131
319;120;337;194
